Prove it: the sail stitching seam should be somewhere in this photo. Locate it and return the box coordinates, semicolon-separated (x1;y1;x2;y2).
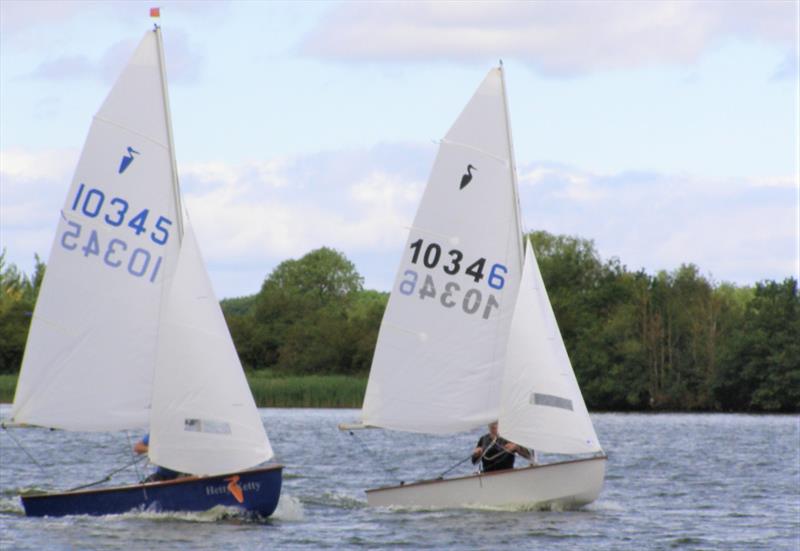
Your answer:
93;115;169;149
440;139;509;164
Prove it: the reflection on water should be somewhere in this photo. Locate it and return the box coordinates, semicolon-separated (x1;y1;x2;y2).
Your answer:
1;406;798;550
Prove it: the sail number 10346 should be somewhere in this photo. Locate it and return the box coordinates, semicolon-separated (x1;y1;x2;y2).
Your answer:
408;238;507;289
399;270;499;320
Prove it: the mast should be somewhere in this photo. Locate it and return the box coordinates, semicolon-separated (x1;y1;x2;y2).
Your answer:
153;24;184;242
498;62;526;267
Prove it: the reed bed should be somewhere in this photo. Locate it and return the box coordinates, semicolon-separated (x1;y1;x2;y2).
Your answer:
0;374;16;403
0;373;366;408
247;373;367;408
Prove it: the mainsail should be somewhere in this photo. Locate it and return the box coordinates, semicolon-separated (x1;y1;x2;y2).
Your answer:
148;224;273;475
361;68;524;433
498;241;602;454
361;66;601;458
11;31;180;431
10;28;274;478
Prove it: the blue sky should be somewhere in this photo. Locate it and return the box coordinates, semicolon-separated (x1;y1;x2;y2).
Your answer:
1;0;798;298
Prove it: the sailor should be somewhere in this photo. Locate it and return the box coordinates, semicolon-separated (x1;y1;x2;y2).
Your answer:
471;421;532;472
133;434;182;482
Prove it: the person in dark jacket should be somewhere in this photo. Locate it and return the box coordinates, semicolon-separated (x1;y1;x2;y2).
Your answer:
471;421;532;472
133;434;182;482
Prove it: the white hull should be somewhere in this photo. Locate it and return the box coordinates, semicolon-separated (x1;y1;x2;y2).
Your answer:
366;456;606;509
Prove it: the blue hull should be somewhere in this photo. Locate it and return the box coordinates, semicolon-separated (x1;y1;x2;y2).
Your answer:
21;464;283;518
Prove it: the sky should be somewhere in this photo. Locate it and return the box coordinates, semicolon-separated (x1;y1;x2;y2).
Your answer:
1;0;798;298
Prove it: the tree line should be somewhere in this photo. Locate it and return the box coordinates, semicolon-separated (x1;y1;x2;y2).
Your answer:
1;232;797;412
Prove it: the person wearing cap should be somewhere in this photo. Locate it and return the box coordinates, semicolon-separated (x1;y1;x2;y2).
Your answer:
471;421;532;472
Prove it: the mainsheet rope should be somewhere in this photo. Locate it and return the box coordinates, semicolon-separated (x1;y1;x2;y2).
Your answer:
346;429;398;484
65;455;147;492
1;422;47;474
2;423;151;492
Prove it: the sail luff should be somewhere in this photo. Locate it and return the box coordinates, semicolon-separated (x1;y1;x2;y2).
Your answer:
154;26;184;243
498;63;525;271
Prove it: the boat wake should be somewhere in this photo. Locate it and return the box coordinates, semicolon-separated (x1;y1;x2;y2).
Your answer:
585;499;624;512
466;501;586;513
303;491;366;510
0;495;24;515
272;493;305;521
108;504;268;523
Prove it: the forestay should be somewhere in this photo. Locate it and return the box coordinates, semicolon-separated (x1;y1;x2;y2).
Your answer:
361;68;524;434
10;31;180;431
148;225;273;475
498;241;602;454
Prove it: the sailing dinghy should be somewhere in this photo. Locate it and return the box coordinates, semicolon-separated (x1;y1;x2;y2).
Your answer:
346;66;606;509
9;25;282;518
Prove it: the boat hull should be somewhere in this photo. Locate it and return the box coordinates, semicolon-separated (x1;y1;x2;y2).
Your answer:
21;464;283;518
366;456;606;509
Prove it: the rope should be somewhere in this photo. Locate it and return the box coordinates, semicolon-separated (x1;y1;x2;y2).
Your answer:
436;454;474;480
435;435;521;480
347;430;397;484
473;438;532;472
124;431;145;483
64;456;146;492
1;422;47;474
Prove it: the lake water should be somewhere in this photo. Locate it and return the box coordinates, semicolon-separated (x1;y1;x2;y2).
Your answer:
1;406;798;550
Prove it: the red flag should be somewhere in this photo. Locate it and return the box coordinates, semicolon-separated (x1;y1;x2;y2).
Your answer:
150;7;160;18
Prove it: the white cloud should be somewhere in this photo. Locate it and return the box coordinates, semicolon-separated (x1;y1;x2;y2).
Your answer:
300;1;795;75
29;30;204;84
518;162;797;283
0;0;228;38
181;158;422;265
1;144;794;298
0;148;77;229
0;148;77;271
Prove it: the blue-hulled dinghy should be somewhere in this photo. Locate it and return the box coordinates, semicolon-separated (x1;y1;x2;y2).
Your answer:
8;21;282;518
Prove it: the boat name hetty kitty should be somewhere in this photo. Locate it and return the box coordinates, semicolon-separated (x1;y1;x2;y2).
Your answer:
205;481;261;496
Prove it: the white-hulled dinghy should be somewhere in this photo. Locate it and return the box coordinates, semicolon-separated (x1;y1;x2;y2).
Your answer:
344;65;606;510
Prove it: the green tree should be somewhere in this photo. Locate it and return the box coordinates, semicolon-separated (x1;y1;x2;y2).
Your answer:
527;231;644;409
714;278;799;412
344;290;388;374
246;247;365;373
0;251;45;373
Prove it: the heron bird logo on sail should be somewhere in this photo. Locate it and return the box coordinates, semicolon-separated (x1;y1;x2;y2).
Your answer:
459;164;477;190
118;146;140;174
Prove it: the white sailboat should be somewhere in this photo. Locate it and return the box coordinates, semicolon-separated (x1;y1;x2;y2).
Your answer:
348;66;606;509
9;24;282;517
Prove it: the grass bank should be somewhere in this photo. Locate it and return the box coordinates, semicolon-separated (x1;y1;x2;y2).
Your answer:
0;373;367;408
